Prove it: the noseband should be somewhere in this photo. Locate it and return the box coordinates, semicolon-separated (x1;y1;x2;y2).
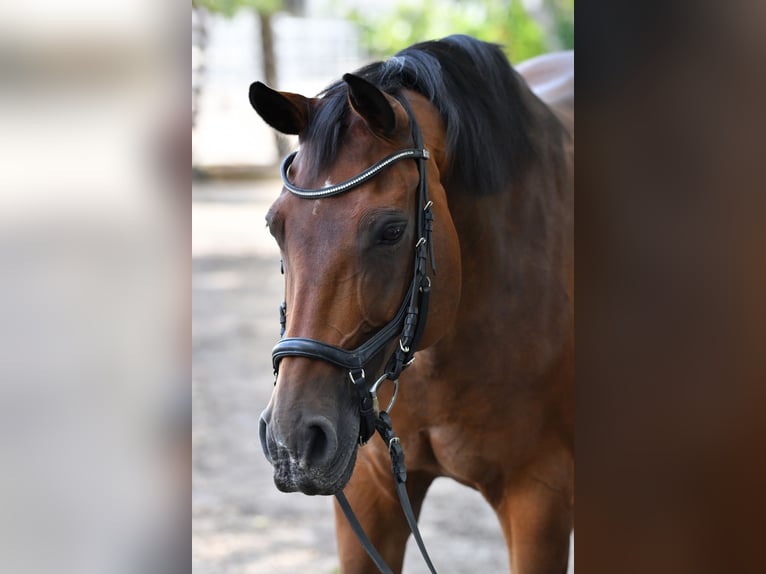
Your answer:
271;100;435;446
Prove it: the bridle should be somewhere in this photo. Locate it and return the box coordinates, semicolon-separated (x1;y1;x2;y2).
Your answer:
270;96;439;574
271;98;435;446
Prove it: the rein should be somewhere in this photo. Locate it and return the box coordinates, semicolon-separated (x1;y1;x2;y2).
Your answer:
271;98;438;574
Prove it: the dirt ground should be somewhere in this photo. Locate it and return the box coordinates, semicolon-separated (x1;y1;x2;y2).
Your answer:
191;178;573;573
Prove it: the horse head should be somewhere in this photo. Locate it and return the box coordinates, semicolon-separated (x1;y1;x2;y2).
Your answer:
251;75;461;495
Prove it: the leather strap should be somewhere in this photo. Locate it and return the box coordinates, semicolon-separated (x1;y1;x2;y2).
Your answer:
272;288;411;373
336;411;438;574
376;412;438;573
281;148;429;199
351;369;378;446
335;492;394;574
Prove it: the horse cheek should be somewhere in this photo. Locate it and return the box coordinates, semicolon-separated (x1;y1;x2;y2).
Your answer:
418;204;462;350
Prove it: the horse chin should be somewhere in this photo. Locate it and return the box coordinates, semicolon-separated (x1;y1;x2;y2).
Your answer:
271;436;359;496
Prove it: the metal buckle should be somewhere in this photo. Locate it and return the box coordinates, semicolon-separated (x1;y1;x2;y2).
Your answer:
348;369;365;386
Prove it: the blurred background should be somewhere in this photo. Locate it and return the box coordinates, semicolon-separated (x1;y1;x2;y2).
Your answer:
0;2;186;574
191;1;573;573
3;0;763;573
192;0;573;170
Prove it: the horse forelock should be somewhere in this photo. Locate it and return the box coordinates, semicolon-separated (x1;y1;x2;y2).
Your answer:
301;35;537;195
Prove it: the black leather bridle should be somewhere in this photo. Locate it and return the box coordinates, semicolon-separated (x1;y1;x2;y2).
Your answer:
270;97;439;574
271;99;435;446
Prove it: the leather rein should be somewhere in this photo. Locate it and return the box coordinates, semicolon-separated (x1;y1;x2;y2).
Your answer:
271;98;438;574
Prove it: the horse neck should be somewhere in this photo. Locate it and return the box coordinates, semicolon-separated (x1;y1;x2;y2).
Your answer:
437;89;573;349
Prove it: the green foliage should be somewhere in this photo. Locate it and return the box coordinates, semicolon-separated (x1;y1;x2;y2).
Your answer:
346;0;556;63
546;0;574;49
194;0;281;17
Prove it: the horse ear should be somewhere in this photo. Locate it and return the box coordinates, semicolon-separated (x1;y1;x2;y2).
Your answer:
343;73;397;136
249;81;310;135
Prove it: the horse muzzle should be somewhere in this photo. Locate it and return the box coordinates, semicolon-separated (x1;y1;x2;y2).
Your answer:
258;403;359;495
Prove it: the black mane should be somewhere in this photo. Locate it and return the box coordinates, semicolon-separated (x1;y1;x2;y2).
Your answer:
303;35;537;195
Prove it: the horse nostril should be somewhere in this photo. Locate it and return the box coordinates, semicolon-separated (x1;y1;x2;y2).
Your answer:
303;417;338;467
258;413;272;462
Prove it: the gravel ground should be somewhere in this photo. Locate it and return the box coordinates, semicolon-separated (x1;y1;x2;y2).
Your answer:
192;178;573;573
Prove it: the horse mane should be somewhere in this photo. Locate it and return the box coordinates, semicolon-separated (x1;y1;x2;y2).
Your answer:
303;34;537;195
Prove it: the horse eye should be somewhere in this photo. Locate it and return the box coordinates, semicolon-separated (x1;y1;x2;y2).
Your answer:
380;224;405;244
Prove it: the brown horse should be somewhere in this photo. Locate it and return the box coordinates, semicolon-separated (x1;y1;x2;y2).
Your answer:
252;36;573;573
